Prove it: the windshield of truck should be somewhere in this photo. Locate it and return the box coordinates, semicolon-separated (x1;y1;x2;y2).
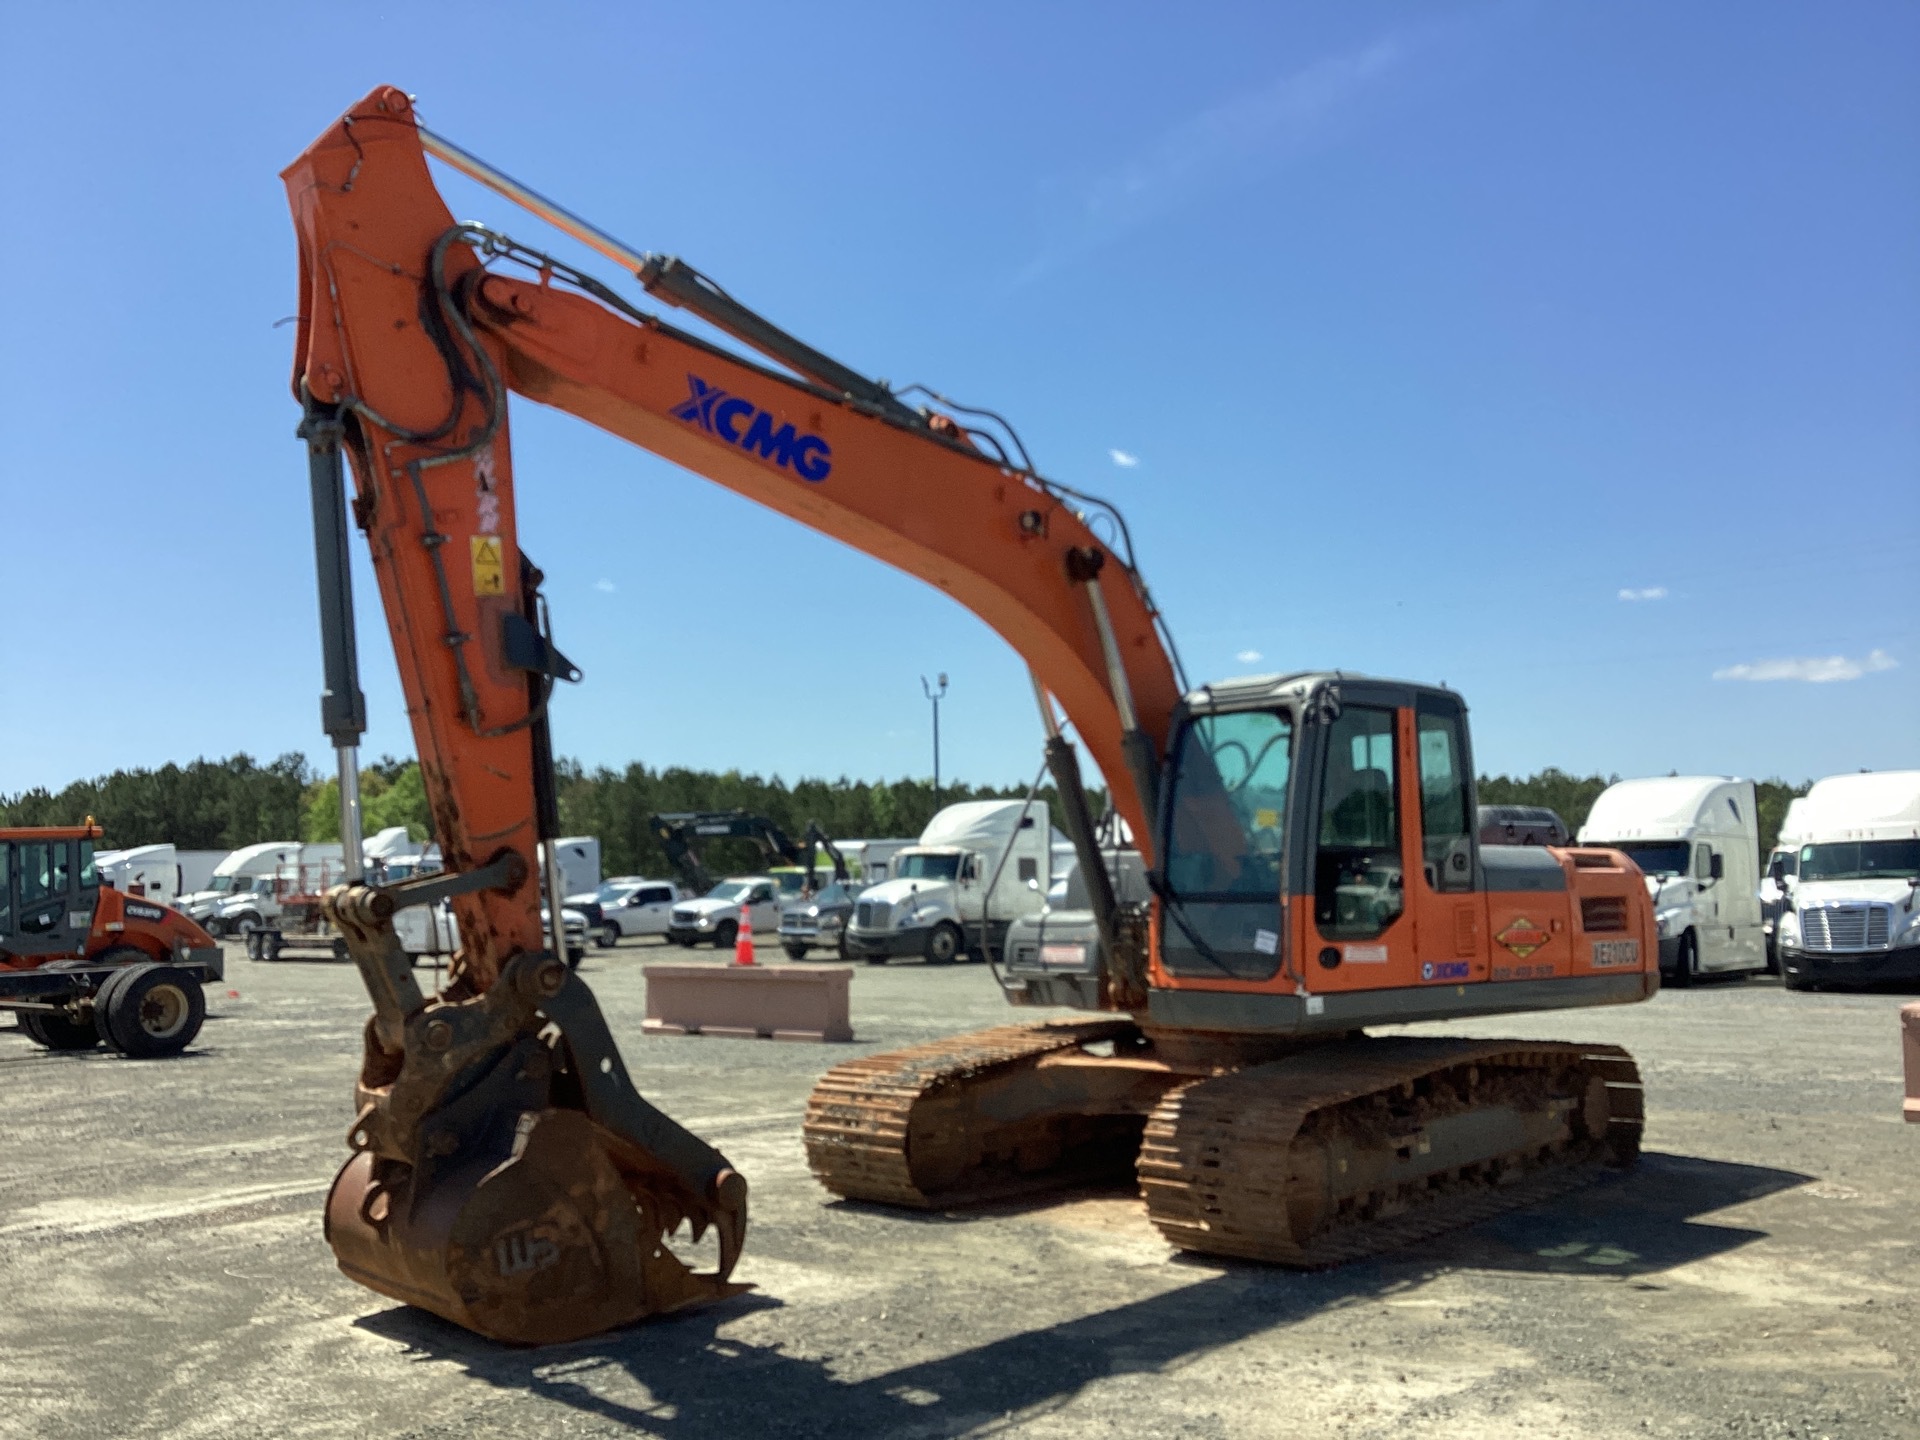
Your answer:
1799;839;1920;882
774;871;810;895
1608;841;1691;878
705;880;756;903
597;881;641;904
894;853;961;881
1768;848;1798;878
204;874;242;894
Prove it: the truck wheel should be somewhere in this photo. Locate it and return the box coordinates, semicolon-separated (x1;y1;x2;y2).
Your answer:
595;926;617;949
201;915;226;938
231;911;263;936
566;946;586;970
21;1011;101;1051
783;944;810;961
924;922;963;966
1668;932;1698;989
714;921;738;950
98;964;206;1058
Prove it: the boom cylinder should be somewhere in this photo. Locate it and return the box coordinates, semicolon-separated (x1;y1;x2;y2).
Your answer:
302;404;369;882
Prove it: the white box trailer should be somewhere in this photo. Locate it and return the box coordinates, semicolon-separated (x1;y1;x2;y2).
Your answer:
1775;770;1920;990
176;850;227;897
1578;776;1766;984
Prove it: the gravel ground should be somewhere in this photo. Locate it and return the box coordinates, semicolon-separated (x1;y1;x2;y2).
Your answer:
0;940;1914;1439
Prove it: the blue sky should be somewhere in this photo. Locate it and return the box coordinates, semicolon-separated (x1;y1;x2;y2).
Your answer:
2;1;1914;796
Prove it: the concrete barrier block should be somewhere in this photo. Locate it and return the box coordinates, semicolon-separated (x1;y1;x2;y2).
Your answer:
642;964;853;1043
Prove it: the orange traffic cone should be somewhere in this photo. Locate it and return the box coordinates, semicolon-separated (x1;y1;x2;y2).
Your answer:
733;903;756;966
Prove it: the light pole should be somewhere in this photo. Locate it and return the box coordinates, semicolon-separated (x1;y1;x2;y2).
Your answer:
922;673;949;809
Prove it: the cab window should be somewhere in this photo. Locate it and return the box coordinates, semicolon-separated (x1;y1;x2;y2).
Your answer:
51;842;72;897
0;844;11;931
1416;707;1473;892
1314;706;1404;939
19;843;52;905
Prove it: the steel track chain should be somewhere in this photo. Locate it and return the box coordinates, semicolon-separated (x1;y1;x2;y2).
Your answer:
803;1019;1140;1207
1138;1037;1642;1266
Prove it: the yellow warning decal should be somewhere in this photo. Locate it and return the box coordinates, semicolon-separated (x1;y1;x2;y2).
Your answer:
470;535;504;596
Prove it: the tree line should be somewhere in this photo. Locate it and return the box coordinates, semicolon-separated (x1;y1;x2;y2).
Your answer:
4;754;1810;867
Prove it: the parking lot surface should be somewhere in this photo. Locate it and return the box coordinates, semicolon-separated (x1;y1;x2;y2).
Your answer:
1;941;1914;1439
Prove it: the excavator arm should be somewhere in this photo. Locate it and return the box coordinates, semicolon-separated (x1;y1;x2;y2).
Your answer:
647;811;803;896
284;86;1178;1345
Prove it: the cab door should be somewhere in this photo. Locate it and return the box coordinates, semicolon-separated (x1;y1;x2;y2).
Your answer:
1407;699;1488;984
6;838;100;959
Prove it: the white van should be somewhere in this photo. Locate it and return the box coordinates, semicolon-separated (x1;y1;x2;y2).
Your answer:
843;800;1052;965
1774;770;1920;991
1578;777;1766;984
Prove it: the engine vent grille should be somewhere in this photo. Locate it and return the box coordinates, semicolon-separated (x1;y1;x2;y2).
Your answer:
1580;896;1630;932
855;901;891;929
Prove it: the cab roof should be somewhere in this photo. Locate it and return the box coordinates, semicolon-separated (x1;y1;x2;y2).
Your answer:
0;824;102;841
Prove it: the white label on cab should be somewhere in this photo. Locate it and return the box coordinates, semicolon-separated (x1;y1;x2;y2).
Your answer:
1345;943;1389;964
1252;929;1278;955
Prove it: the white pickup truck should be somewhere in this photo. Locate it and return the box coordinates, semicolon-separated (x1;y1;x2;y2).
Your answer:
667;877;783;948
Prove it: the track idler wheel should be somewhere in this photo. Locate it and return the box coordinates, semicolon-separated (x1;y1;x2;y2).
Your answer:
326;1108;747;1345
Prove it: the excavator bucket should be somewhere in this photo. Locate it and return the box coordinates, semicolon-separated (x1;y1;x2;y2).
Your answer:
323;884;748;1345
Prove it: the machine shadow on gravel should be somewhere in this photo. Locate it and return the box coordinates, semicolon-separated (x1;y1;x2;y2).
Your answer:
353;1151;1805;1438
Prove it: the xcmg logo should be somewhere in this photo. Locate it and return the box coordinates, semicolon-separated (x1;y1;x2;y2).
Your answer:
672;375;832;482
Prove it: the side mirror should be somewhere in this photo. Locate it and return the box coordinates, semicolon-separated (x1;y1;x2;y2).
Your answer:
1709;853;1725;882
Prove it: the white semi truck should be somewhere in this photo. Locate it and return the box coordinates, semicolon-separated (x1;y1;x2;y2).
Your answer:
842;800;1053;965
1760;796;1809;968
1774;770;1920;991
93;843;182;906
1578;776;1766;985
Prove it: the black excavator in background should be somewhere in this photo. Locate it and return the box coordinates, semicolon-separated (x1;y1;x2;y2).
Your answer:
647;812;849;899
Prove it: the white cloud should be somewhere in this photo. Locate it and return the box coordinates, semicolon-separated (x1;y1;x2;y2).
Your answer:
1618;586;1668;602
1016;34;1409;283
1236;649;1263;664
1712;649;1898;684
593;578;616;594
1109;449;1140;468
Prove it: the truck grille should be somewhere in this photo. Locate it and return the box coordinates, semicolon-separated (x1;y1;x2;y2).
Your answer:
1579;896;1629;932
1801;904;1891;952
855;901;891;930
671;908;698;926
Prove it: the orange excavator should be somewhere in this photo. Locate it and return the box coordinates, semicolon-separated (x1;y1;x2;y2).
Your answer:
285;87;1658;1344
